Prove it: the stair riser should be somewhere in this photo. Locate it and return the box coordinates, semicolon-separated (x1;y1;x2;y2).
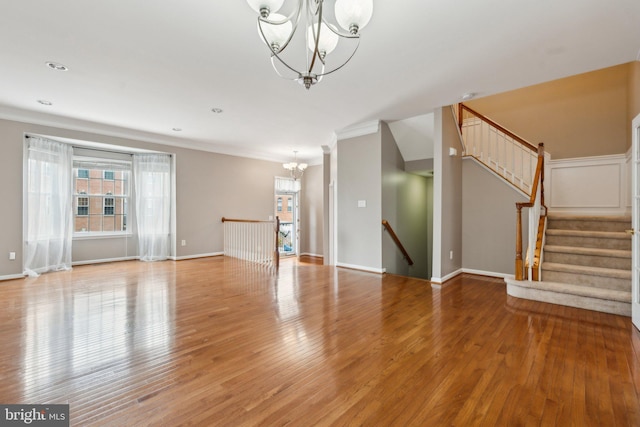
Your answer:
544;252;631;270
545;235;631;250
547;219;630;233
541;270;630;291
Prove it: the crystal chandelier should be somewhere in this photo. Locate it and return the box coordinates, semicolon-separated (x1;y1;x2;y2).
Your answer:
246;0;373;89
283;151;308;180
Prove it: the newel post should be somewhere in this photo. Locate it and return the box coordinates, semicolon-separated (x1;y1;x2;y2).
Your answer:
515;203;524;280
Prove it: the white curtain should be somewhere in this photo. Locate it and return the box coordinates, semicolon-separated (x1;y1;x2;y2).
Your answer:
275;176;300;193
134;153;171;261
24;137;74;277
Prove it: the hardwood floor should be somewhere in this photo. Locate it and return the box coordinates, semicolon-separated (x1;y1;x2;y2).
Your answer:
1;257;639;426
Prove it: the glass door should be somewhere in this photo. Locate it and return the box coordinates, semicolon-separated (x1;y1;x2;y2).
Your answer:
275;192;297;256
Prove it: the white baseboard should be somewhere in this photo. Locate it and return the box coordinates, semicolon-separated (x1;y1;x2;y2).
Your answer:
0;273;26;282
72;256;138;266
300;252;324;259
337;262;386;274
431;268;463;287
462;268;511;279
172;252;224;261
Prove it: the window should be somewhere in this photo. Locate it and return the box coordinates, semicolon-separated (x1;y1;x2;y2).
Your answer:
104;197;115;216
277;197;282;212
77;197;88;216
74;159;130;234
287;197;292;212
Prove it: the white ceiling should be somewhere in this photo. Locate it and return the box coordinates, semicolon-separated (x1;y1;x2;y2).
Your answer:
1;0;639;165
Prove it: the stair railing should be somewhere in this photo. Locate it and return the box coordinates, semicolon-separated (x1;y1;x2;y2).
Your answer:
222;216;280;270
515;143;546;280
457;103;539;195
382;220;414;266
455;103;546;281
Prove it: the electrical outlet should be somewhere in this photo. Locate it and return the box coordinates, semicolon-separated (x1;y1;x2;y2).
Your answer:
449;250;453;260
9;252;16;261
181;240;186;247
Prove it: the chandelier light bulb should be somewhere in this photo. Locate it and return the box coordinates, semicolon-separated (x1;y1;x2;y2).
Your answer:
258;13;293;53
246;0;284;17
335;0;373;34
307;23;339;58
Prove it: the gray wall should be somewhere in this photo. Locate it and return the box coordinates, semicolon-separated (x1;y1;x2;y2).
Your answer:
432;107;464;282
381;122;405;275
380;122;432;280
398;174;432;280
300;164;323;257
337;131;382;271
0;118;295;279
462;159;529;275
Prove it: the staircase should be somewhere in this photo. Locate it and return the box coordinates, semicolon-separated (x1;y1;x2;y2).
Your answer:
506;214;632;316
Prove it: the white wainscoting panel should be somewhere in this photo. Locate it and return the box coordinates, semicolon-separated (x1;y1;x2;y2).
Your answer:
547;154;629;215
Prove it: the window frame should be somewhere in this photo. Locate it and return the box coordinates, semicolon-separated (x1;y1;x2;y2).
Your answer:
73;157;131;238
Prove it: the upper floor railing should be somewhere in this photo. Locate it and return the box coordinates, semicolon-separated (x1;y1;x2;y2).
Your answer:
222;216;280;270
457;103;539;195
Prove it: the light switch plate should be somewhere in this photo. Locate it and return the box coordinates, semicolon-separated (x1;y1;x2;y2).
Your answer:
357;200;366;208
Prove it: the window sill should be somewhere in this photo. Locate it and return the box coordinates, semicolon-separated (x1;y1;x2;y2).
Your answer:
73;232;133;240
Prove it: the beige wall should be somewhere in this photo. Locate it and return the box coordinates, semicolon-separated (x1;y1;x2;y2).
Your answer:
0;118;294;278
467;63;632;159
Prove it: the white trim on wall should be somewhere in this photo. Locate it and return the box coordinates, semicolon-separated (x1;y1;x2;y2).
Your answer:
431;268;463;287
0;273;26;282
72;256;138;266
336;262;386;274
172;252;224;261
547;153;629;215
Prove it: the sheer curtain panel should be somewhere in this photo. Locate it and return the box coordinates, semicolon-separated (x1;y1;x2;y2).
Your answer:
24;137;74;276
134;153;171;261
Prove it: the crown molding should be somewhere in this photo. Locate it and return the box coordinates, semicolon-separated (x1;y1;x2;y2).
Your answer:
335;120;380;141
0;106;325;165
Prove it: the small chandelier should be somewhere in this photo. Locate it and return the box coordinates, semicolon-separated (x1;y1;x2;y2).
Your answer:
246;0;373;89
283;151;308;180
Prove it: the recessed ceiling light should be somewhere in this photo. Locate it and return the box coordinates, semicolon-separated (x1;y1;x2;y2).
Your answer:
37;99;52;106
461;92;476;101
211;108;223;114
172;127;182;132
45;61;69;71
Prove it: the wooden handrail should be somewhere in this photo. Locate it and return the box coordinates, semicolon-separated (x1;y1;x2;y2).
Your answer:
381;220;414;266
515;143;546;280
222;217;274;223
459;103;537;153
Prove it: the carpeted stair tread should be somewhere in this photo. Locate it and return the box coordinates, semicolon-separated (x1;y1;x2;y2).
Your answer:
541;262;631;279
508;279;631;303
544;245;631;259
545;229;630;240
547;214;631;222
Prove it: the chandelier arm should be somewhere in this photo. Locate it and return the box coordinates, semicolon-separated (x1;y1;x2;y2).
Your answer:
307;0;323;74
257;4;302;57
270;55;301;81
313;37;361;77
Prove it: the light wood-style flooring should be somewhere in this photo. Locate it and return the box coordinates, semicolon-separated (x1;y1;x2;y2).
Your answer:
1;256;639;426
